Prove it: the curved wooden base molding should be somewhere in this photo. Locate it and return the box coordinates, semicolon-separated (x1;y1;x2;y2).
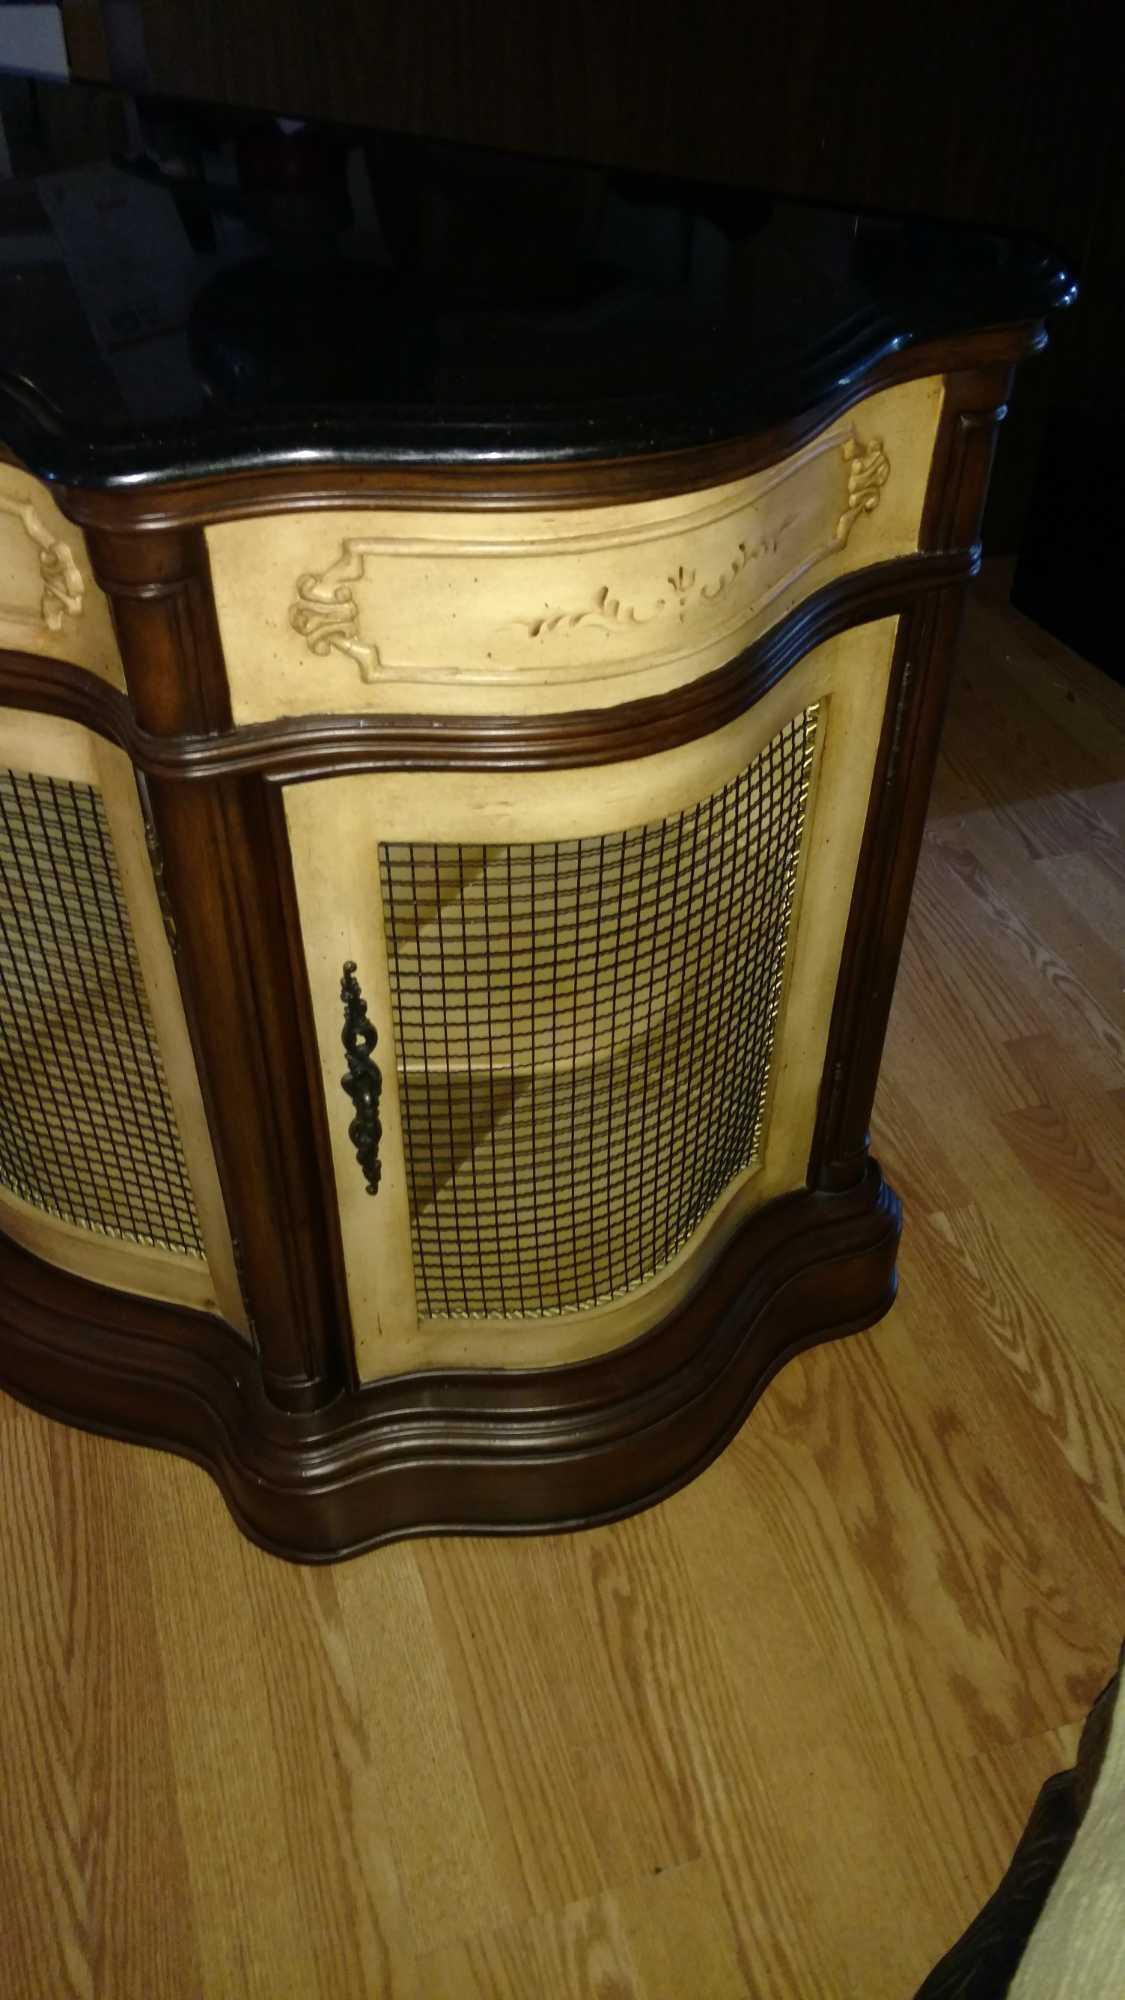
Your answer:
0;1162;900;1562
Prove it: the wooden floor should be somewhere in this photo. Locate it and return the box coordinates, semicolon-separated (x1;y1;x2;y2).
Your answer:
2;572;1123;2000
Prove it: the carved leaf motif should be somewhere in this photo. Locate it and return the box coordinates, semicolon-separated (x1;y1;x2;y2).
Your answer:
514;520;796;641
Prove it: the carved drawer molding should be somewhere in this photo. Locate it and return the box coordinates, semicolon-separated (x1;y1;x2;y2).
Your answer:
207;375;941;723
286;428;891;686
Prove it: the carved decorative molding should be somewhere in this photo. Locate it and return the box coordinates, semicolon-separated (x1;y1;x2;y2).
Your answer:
286;426;891;687
514;523;796;639
290;557;381;684
836;436;891;543
0;493;84;633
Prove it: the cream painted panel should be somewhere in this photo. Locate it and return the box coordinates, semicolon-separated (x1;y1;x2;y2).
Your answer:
0;706;247;1330
0;462;125;688
211;377;939;721
286;616;898;1380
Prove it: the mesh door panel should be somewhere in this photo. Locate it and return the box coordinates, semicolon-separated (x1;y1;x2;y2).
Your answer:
380;708;818;1319
0;769;204;1256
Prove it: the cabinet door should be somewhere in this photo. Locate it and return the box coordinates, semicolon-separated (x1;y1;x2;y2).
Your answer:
0;706;246;1327
286;619;897;1379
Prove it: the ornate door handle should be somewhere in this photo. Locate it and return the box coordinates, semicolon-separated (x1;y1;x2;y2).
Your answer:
340;961;382;1195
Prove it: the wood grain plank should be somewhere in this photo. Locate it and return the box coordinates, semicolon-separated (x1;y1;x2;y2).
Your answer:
763;1323;1118;1749
0;1417;200;2000
418;1889;643;2000
995;1082;1125;1299
920;840;1125;1082
924;810;1125;1053
901;854;1052;1053
232;1550;420;1998
748;1306;1121;1986
1005;1031;1125;1176
881;1010;1125;1402
870;1064;975;1219
585;1501;860;1997
413;1539;613;1915
882;880;1046;1120
919;1201;1125;1541
415;1533;699;1910
131;1453;328;2000
936;689;1124;868
1038;848;1125;960
0;1416;98;2000
608;1860;747;2000
335;1547;519;1957
663;1434;994;1995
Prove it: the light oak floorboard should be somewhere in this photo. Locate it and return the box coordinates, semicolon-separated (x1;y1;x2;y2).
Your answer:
2;572;1123;1996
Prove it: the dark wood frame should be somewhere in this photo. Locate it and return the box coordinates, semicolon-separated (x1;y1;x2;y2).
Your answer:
0;333;1028;1559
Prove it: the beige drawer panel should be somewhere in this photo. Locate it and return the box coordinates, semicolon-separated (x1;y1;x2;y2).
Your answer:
0;462;124;688
210;375;942;722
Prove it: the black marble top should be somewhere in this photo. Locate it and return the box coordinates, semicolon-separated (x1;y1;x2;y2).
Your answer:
0;108;1075;490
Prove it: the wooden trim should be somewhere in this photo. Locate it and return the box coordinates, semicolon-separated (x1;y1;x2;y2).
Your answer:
810;364;1014;1189
0;1162;899;1561
51;526;352;1409
263;775;360;1392
54;327;1046;534
139;771;353;1410
83;525;234;737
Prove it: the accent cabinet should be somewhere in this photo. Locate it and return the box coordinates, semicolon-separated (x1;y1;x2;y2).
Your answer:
0;153;1072;1557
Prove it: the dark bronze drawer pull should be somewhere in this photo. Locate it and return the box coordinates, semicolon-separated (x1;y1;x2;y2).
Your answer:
340;960;382;1195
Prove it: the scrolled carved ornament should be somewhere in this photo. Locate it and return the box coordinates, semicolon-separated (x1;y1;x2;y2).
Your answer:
0;492;85;635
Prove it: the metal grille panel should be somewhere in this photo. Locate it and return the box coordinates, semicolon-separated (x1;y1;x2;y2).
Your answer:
380;709;818;1319
0;769;204;1256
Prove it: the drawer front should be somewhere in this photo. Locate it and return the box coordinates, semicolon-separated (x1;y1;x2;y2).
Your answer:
209;376;941;723
0;462;125;688
285;616;898;1381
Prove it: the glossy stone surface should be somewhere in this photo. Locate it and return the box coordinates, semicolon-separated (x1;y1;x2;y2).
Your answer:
0;118;1074;487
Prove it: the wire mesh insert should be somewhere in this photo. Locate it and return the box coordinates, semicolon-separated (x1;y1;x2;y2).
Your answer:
380;707;819;1320
0;769;204;1257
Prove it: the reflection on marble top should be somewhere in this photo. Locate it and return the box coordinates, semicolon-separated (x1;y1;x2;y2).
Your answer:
0;105;1075;487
